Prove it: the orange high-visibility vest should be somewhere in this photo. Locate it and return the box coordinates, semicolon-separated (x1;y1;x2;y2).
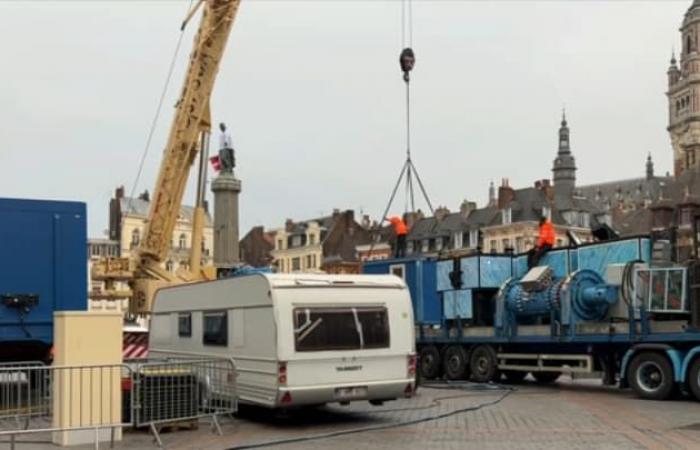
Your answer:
389;216;408;236
537;220;556;247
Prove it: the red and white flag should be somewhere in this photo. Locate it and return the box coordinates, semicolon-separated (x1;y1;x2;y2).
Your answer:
209;155;221;172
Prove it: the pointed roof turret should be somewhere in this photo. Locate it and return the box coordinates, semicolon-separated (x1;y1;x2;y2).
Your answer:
646;153;655;180
552;110;576;197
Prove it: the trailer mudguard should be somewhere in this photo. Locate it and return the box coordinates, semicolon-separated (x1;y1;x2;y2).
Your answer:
680;346;700;384
620;344;682;387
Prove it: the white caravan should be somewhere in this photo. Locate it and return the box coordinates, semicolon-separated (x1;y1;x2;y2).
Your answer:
149;273;416;408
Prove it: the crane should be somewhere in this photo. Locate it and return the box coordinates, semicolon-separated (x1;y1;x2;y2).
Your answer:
91;0;242;315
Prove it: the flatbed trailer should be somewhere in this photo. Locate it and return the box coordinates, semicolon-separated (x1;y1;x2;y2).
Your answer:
364;236;700;400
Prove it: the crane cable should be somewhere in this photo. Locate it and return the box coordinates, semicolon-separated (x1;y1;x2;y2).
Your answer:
125;0;195;218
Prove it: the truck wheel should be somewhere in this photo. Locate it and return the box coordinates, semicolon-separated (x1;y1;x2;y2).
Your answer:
443;345;469;380
687;358;700;401
532;371;560;384
419;346;442;380
628;352;675;400
502;370;527;383
470;345;498;383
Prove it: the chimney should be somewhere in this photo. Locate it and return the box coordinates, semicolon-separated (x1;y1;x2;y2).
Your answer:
285;218;294;232
460;200;476;219
535;179;554;202
497;178;515;209
115;186;125;199
361;214;371;228
435;206;450;222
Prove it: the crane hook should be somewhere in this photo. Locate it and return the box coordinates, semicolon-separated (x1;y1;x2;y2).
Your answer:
399;47;415;83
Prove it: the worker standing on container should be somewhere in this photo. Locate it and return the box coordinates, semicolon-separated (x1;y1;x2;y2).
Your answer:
529;216;555;268
218;122;235;172
387;216;409;258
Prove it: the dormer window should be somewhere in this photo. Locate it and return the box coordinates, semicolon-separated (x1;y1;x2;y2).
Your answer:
502;208;512;225
542;206;551;220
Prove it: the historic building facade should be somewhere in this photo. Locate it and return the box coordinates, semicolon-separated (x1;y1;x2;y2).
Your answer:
668;0;700;177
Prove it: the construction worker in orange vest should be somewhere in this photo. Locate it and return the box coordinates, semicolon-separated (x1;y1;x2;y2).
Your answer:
387;216;409;258
529;216;555;268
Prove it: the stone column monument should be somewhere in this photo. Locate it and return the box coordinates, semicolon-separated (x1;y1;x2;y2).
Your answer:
211;145;242;274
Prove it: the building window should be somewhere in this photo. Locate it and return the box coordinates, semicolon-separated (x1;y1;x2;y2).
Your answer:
203;311;228;346
502;239;511;252
681;207;694;226
309;234;316;245
306;254;312;269
291;235;302;248
502;208;512;225
131;229;140;248
436;239;443;251
292;257;301;271
542;206;551;220
178;313;192;337
179;233;187;249
556;239;563;248
277;239;283;250
453;232;463;249
470;230;479;248
515;237;524;253
490;240;498;253
165;260;174;272
421;240;429;253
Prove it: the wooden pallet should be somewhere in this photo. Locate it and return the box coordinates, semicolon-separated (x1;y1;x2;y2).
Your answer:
154;419;199;434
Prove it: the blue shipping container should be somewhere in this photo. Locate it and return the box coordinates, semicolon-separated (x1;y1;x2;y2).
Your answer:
0;198;87;361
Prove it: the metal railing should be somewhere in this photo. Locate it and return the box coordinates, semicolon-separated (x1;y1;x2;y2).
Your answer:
0;357;237;449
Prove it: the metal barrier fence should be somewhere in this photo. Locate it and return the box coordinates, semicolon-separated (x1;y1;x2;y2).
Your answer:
0;357;237;449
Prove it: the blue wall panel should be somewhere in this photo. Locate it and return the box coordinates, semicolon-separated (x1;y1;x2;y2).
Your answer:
0;199;86;349
480;256;511;287
540;249;569;278
443;290;472;320
436;260;452;292
577;239;643;275
460;257;480;289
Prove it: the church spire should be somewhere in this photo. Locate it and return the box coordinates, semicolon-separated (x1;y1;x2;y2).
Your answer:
552;111;576;198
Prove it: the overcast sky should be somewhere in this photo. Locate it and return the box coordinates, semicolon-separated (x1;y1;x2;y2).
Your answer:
0;0;692;237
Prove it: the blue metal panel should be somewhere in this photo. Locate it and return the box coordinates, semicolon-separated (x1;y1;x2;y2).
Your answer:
540;249;569;278
479;256;511;288
577;238;642;275
512;256;528;278
436;260;452;292
362;257;441;325
569;249;579;272
681;346;700;382
640;238;652;263
0;198;87;348
443;290;472;320
420;259;441;324
460;257;480;289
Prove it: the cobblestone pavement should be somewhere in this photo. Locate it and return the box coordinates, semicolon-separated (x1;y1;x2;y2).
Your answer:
11;377;700;450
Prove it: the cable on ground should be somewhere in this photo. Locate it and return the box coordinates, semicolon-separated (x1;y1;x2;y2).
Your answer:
226;381;516;450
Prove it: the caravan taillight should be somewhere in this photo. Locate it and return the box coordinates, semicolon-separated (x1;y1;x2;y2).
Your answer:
278;362;287;385
280;391;292;404
407;354;417;377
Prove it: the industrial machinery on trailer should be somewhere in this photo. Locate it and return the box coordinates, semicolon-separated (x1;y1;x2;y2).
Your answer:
364;231;700;401
91;0;242;316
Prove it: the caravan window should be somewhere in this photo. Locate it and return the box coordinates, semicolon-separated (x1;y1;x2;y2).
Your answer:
293;307;389;352
178;313;192;337
203;311;228;346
